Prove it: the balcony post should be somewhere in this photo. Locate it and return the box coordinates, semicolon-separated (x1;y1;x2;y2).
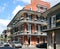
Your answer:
38;25;41;34
27;23;31;34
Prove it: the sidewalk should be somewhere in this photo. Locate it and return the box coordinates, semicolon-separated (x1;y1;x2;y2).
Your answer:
22;45;46;49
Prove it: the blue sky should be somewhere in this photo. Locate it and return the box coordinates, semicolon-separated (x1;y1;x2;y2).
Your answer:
0;0;60;34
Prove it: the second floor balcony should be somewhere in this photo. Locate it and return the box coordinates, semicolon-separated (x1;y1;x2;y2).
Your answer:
13;18;48;27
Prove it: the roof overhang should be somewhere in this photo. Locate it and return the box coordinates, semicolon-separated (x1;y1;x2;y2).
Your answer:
42;27;60;32
42;2;60;18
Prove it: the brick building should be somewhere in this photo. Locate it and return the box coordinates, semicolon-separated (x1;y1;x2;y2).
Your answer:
7;0;50;47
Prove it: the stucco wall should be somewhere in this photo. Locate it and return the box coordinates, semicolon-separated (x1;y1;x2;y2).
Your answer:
47;30;60;49
47;32;54;49
56;30;60;49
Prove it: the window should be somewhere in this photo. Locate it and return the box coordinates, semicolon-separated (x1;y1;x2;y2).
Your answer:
40;26;47;31
49;17;51;28
56;22;60;27
37;37;39;43
30;7;32;10
35;15;38;21
56;13;60;27
42;26;47;30
36;25;38;31
51;15;56;28
14;27;18;32
20;24;24;33
40;7;43;10
40;26;43;31
29;15;32;20
26;24;28;31
44;7;47;12
20;16;24;20
37;7;40;12
56;13;60;20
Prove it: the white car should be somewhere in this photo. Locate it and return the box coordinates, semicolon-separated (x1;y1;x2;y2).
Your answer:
12;41;22;48
3;42;10;47
0;42;4;47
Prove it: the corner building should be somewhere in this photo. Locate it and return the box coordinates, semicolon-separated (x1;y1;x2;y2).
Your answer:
7;0;50;47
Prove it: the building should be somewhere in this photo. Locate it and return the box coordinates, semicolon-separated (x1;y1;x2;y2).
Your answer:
7;0;50;47
2;30;11;42
7;10;47;47
42;2;60;49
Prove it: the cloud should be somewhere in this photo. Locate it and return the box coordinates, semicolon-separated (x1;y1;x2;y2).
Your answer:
20;0;31;3
0;19;10;34
13;0;31;4
12;5;23;16
0;6;5;13
42;0;60;7
0;19;10;26
0;25;6;34
0;3;7;13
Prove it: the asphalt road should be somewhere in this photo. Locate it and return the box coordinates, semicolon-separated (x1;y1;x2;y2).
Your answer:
0;47;22;49
0;47;14;49
0;46;46;49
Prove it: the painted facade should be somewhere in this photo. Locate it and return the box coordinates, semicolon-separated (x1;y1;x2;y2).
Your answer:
42;3;60;49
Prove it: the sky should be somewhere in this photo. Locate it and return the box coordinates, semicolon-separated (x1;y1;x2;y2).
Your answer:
0;0;60;34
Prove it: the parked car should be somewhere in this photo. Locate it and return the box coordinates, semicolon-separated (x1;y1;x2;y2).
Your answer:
3;42;10;47
36;43;47;48
0;42;4;47
12;41;22;48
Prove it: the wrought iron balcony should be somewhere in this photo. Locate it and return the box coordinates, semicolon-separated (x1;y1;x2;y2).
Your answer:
13;19;48;27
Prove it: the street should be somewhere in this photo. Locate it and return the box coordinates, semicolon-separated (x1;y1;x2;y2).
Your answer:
0;46;46;49
0;47;22;49
0;47;12;49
